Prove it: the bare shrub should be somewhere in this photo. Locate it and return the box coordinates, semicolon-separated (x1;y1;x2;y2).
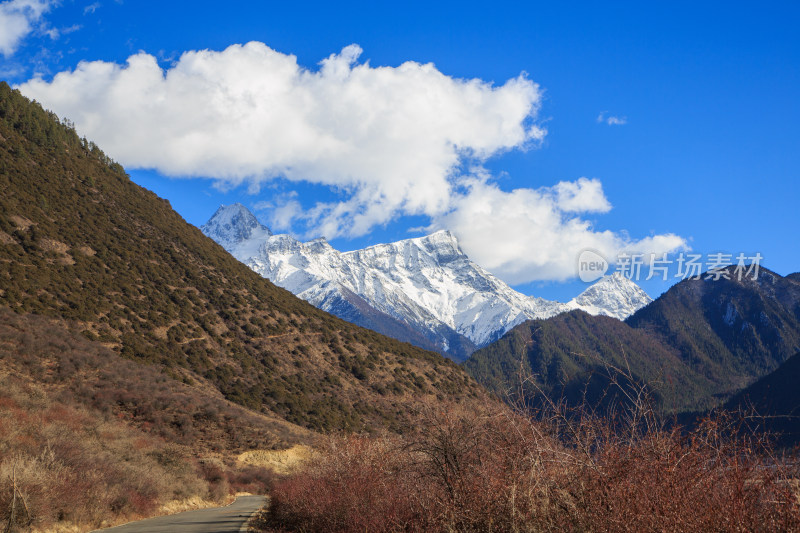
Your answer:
264;435;420;532
228;465;275;494
0;375;218;531
260;390;800;532
0;308;307;530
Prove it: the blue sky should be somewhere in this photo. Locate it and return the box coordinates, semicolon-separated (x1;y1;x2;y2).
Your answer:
2;0;798;301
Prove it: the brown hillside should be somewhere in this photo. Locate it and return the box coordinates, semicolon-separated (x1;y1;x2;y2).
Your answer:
0;82;485;434
0;307;309;529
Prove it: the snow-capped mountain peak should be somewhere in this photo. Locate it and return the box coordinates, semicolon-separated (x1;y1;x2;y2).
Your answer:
200;203;272;250
566;272;653;319
200;204;653;359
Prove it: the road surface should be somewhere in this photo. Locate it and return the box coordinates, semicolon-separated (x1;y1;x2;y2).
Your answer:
95;495;266;533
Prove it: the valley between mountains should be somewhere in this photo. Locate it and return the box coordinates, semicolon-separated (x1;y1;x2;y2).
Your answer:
2;83;800;532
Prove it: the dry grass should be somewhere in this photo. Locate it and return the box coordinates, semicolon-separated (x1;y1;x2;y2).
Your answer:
8;215;33;230
158;494;236;515
0;372;278;532
0;375;207;531
237;445;314;475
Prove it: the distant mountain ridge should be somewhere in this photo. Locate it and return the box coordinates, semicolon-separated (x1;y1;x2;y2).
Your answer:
465;265;800;412
201;203;653;359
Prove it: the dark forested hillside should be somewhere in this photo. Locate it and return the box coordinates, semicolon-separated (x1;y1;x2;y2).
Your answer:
463;310;712;411
466;267;800;413
626;266;800;391
0;307;311;451
724;350;800;446
0;82;483;434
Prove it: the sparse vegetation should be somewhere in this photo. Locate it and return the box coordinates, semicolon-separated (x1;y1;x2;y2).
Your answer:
2;63;796;533
0;374;205;529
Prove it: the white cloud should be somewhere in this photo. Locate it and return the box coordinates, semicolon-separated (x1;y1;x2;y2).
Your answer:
46;23;79;39
432;178;686;283
597;111;627;126
18;42;685;283
552;177;611;213
18;42;545;238
253;193;303;232
83;2;100;15
0;0;53;56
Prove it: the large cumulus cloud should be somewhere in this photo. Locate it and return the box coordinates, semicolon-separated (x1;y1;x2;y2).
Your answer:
18;42;686;283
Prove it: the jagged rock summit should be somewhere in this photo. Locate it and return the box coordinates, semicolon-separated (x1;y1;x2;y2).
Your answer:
202;204;653;359
201;203;273;252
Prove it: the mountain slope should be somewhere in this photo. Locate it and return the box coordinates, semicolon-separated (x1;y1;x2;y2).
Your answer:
626;266;800;392
0;306;310;452
202;204;652;359
466;267;800;412
463;310;710;411
0;303;312;529
0;82;484;434
724;350;800;446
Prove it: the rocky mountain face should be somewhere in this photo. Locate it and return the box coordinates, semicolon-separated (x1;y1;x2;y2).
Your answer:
0;83;495;530
202;204;653;360
465;266;800;413
200;201;273;247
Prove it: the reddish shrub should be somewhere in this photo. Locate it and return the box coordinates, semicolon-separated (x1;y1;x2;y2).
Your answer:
266;436;421;532
259;402;800;533
228;465;275;494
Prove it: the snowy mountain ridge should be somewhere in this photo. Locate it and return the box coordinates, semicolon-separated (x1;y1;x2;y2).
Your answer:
201;204;652;358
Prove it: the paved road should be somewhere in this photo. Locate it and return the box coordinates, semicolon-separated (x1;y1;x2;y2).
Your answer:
94;495;266;533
